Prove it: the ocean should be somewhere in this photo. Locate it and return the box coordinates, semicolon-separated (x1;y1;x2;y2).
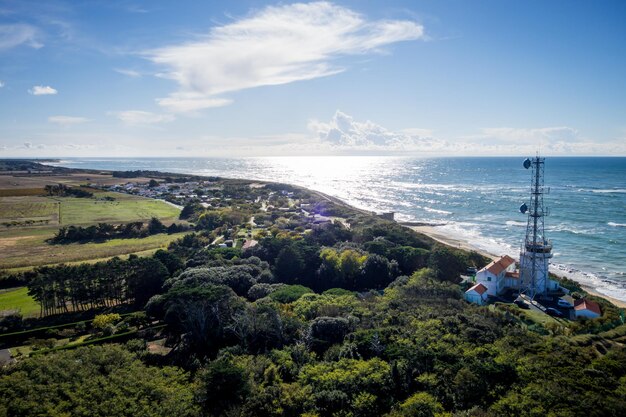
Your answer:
51;156;626;302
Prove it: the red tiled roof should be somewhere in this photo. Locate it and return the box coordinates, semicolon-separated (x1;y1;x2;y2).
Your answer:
505;271;520;279
479;255;516;275
467;283;488;296
242;239;259;250
574;299;601;315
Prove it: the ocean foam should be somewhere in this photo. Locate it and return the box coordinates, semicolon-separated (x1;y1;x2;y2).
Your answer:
505;220;527;227
608;222;626;227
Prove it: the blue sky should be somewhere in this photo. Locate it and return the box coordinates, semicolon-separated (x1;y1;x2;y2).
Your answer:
0;0;625;157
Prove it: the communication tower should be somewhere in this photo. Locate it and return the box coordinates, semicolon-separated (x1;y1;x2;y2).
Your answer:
518;156;552;299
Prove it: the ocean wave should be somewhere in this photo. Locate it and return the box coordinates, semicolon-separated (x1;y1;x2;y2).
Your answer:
548;224;599;235
423;207;452;215
578;188;626;194
438;222;515;256
608;222;626;227
505;220;526;227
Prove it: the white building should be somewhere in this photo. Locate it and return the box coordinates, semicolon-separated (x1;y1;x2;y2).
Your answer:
474;255;516;296
574;299;601;319
465;283;489;305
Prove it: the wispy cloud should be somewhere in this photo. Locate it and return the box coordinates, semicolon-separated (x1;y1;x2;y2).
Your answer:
112;110;175;125
48;115;90;126
147;2;424;112
114;68;142;78
0;23;43;50
0;80;4;88
29;85;57;95
469;126;580;144
156;93;232;113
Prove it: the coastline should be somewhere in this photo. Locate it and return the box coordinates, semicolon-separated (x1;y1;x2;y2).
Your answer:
407;225;497;261
406;224;626;309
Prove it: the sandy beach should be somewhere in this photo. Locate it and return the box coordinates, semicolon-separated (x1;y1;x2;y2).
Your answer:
407;224;626;309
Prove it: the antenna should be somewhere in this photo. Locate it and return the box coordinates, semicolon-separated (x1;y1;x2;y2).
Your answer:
519;156;552;300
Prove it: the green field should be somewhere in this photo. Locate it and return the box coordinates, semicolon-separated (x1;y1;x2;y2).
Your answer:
58;192;180;225
0;232;188;270
0;287;39;317
0;191;186;270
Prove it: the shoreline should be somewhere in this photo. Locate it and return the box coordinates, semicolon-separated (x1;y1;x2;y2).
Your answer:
406;224;626;309
12;160;625;309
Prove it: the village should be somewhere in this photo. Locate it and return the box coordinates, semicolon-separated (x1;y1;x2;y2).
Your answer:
92;177;341;251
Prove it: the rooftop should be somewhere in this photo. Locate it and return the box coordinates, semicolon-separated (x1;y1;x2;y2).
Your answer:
467;283;488;296
574;299;601;315
480;255;516;275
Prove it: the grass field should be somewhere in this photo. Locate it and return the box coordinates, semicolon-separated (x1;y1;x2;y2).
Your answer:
58;192;180;225
0;287;39;317
0;190;186;270
0;231;188;270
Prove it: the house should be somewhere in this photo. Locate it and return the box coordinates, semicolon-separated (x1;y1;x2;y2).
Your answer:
574;299;601;319
475;255;516;296
465;283;489;305
242;239;258;250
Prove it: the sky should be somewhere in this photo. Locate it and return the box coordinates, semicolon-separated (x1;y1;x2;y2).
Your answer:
0;0;625;157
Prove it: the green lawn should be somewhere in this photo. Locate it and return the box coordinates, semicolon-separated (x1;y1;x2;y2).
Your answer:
0;287;39;317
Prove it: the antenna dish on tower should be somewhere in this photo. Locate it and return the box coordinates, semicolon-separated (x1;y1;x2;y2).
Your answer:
519;203;528;214
523;158;531;169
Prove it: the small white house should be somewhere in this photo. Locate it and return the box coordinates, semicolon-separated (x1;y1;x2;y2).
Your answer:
465;283;489;305
475;255;516;296
574;299;601;319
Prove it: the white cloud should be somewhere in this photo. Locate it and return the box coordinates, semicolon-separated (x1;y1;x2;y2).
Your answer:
114;68;142;77
48;115;90;126
147;2;424;112
112;110;175;125
0;80;4;88
156;93;233;113
305;111;626;156
309;110;439;151
0;23;43;50
29;85;57;95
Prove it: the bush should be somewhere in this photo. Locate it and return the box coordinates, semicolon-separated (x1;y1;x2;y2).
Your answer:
92;313;122;330
269;285;314;303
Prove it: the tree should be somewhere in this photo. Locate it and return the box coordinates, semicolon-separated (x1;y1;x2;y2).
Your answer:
360;254;397;290
151;285;241;355
149;179;159;188
153;249;184;275
148;217;166;235
195;358;250;416
274;245;305;284
428;245;466;283
0;345;199;417
126;257;170;307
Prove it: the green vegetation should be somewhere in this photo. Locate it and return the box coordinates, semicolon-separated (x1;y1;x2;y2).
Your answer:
0;287;38;317
0;170;624;417
0;190;185;269
58;192;179;225
0;231;188;270
0;345;199;417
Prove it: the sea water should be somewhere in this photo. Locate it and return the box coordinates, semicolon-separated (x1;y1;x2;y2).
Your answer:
52;157;626;302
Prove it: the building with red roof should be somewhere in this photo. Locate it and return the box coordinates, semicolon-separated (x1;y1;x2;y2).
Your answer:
574;299;601;319
464;283;489;305
474;255;516;296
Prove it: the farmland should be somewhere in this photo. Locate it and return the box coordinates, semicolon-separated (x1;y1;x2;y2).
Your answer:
0;287;39;317
0;175;185;271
